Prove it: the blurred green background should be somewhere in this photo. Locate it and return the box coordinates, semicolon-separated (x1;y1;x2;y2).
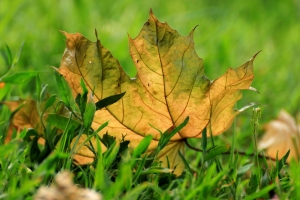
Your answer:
1;0;300;146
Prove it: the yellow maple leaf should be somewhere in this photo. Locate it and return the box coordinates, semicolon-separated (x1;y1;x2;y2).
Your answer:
57;10;257;175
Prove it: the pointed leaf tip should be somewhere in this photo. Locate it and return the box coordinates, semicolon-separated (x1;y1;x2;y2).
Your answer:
95;29;99;40
251;51;261;62
59;30;68;37
51;66;59;72
149;9;158;21
188;25;198;39
192;25;198;32
149;8;153;15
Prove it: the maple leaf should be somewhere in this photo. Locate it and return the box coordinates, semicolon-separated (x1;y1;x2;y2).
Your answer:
258;110;300;162
57;10;257;174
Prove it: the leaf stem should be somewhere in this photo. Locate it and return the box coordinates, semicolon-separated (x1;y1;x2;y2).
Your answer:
229;103;237;166
251;107;261;182
184;139;279;163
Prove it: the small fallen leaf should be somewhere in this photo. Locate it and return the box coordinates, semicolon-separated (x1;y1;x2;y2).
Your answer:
0;71;37;84
258;110;300;162
57;10;257;175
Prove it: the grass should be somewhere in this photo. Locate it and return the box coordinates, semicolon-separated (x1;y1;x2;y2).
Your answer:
1;0;300;199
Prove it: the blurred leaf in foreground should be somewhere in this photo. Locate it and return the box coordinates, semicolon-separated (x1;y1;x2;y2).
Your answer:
34;171;102;200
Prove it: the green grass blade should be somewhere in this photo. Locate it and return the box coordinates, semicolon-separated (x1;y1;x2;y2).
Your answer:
1;71;37;84
244;184;275;200
131;134;152;167
237;163;254;176
202;128;207;154
278;150;290;172
12;41;24;68
103;141;120;170
36;74;41;102
54;71;73;108
178;150;193;175
1;44;12;67
83;96;96;129
43;95;57;112
47;114;81;130
204;145;230;162
156;116;189;154
93;135;106;191
95;92;126;110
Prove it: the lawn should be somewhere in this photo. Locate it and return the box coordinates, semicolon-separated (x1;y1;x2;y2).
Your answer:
1;0;300;199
